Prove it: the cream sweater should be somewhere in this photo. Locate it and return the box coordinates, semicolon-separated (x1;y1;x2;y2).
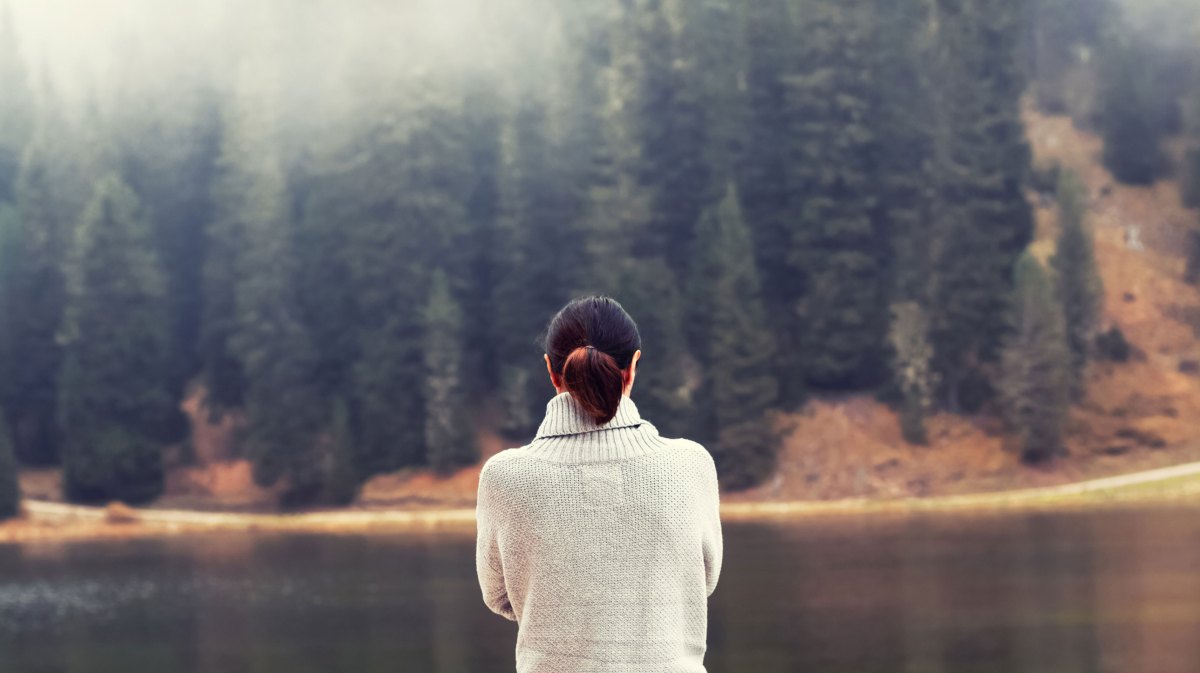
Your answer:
476;391;724;673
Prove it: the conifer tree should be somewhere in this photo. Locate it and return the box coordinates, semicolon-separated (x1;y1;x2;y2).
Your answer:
1182;88;1200;210
999;252;1071;463
1050;169;1103;400
927;0;1036;411
677;0;744;186
423;268;477;475
458;79;504;398
492;98;592;439
1;137;69;465
1097;35;1167;186
115;75;221;436
319;395;360;506
686;183;779;489
58;174;172;504
0;204;18;518
739;0;806;407
209;63;330;506
787;0;888;389
872;0;936;305
343;82;472;474
0;410;18;519
628;0;710;280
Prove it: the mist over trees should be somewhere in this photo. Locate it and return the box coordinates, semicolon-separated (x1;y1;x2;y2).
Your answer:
0;0;1196;508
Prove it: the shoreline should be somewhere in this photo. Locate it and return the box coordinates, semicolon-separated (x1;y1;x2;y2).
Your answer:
4;460;1199;544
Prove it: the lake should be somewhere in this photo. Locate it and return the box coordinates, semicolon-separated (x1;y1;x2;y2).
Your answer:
1;507;1198;673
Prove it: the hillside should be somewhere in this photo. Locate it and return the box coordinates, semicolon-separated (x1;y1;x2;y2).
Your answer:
725;105;1200;504
17;107;1200;512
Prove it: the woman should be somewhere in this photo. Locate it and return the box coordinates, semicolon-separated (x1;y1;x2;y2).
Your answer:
476;295;723;673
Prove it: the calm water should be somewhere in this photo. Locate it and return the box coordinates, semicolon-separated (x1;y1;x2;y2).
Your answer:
1;507;1198;673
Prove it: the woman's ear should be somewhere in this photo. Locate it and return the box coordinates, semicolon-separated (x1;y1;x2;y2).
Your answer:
624;349;641;394
545;353;563;392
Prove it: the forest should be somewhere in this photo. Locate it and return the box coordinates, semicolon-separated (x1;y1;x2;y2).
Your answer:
1;0;1199;509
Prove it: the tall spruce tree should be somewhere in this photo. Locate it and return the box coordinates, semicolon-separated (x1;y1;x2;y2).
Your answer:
1182;87;1200;210
209;63;331;506
999;252;1071;463
2;136;69;465
492;98;593;439
628;0;711;280
1097;34;1168;186
1050;169;1103;400
927;0;1036;411
114;73;221;436
422;268;477;475
58;174;172;504
0;410;18;519
686;183;779;489
787;0;888;389
0;203;18;518
739;0;806;407
343;81;473;474
872;0;936;305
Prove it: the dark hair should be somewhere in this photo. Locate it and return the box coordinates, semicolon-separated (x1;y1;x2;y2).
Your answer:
541;295;642;425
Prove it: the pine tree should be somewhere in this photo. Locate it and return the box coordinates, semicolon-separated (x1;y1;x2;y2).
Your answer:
1050;169;1103;400
1;137;69;465
787;0;888;389
677;0;744;188
687;183;779;489
423;268;477;475
0;410;18;519
927;0;1036;411
492;98;593;439
872;0;936;305
1097;35;1167;186
319;395;360;506
0;203;18;517
628;0;711;280
999;252;1071;463
58;174;172;504
739;0;806;407
114;73;221;438
209;62;330;506
342;82;473;474
1182;87;1200;210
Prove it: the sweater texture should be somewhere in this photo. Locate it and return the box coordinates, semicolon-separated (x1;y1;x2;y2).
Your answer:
476;390;724;673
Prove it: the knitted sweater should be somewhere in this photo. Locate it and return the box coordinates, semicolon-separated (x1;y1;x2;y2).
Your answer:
475;391;724;673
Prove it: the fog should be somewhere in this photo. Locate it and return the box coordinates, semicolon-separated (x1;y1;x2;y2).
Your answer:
6;0;561;111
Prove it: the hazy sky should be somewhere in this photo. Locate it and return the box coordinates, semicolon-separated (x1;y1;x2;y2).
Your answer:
6;0;532;106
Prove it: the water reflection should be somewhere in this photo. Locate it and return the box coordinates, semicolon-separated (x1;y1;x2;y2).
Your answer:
0;508;1197;673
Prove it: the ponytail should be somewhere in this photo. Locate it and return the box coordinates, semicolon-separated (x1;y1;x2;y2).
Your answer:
561;344;625;425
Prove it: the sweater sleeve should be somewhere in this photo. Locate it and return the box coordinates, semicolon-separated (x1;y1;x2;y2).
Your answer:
700;452;723;598
476;460;517;621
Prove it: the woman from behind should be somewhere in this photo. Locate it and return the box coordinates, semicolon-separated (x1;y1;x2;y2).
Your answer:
476;295;723;673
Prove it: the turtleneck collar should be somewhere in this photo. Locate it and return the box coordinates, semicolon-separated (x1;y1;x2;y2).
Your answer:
534;391;645;439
